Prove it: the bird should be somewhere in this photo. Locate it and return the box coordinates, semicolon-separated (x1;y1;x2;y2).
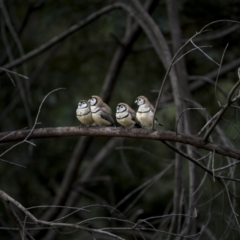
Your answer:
116;103;141;128
88;95;115;126
135;95;163;128
76;100;94;126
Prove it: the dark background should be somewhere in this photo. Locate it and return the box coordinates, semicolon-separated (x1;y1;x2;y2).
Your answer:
0;0;240;239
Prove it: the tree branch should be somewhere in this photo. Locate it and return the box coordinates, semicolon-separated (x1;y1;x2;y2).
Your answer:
0;189;125;240
1;127;240;160
0;3;122;73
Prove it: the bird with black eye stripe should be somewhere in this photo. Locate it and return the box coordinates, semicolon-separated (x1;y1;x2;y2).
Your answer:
135;95;163;128
76;100;94;126
116;103;141;128
88;95;115;126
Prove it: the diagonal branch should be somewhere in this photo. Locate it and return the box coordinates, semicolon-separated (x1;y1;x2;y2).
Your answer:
3;200;26;240
203;77;240;141
0;3;122;73
0;189;125;240
101;0;158;102
3;200;35;240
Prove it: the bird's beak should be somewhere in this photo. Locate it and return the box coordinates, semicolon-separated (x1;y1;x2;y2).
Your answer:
134;99;137;103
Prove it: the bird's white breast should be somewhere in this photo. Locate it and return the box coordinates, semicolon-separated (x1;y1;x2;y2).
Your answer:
76;108;89;116
137;105;154;128
76;108;93;125
116;112;135;127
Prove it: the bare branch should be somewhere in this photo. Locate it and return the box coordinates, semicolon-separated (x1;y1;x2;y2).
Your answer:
175;108;206;135
0;3;122;73
3;200;26;240
1;127;240;160
214;44;229;106
0;67;29;79
204;78;240;141
0;88;65;158
190;39;220;66
0;190;126;240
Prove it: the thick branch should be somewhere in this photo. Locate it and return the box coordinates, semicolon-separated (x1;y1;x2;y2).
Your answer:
0;127;240;160
101;0;158;102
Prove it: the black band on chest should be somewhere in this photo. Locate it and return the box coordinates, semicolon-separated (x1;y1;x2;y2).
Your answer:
77;110;91;116
138;109;150;113
116;113;129;120
92;108;101;114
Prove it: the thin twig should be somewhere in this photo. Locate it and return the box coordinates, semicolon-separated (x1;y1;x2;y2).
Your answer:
0;67;29;79
153;20;240;129
114;162;174;210
0;189;126;240
175;108;206;135
214;161;240;172
123;163;174;214
214;44;229;106
0;0;27;76
190;39;220;66
0;88;65;158
0;158;26;168
204;77;240;141
211;150;215;182
0;3;122;73
172;45;212;66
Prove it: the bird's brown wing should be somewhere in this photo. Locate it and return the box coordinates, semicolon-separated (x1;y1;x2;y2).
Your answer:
101;108;115;126
149;102;163;126
149;102;156;113
128;106;141;127
128;107;137;122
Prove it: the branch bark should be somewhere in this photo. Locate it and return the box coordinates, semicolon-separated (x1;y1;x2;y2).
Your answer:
101;0;158;102
1;127;240;160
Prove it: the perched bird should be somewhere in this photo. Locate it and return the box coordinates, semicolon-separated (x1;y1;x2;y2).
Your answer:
76;100;94;126
88;95;115;126
135;95;163;128
116;103;141;128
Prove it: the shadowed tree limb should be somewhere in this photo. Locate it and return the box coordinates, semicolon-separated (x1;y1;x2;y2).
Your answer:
43;138;122;240
0;190;125;240
0;3;123;74
40;136;92;222
2;200;35;240
101;0;159;102
1;127;240;160
3;200;26;240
